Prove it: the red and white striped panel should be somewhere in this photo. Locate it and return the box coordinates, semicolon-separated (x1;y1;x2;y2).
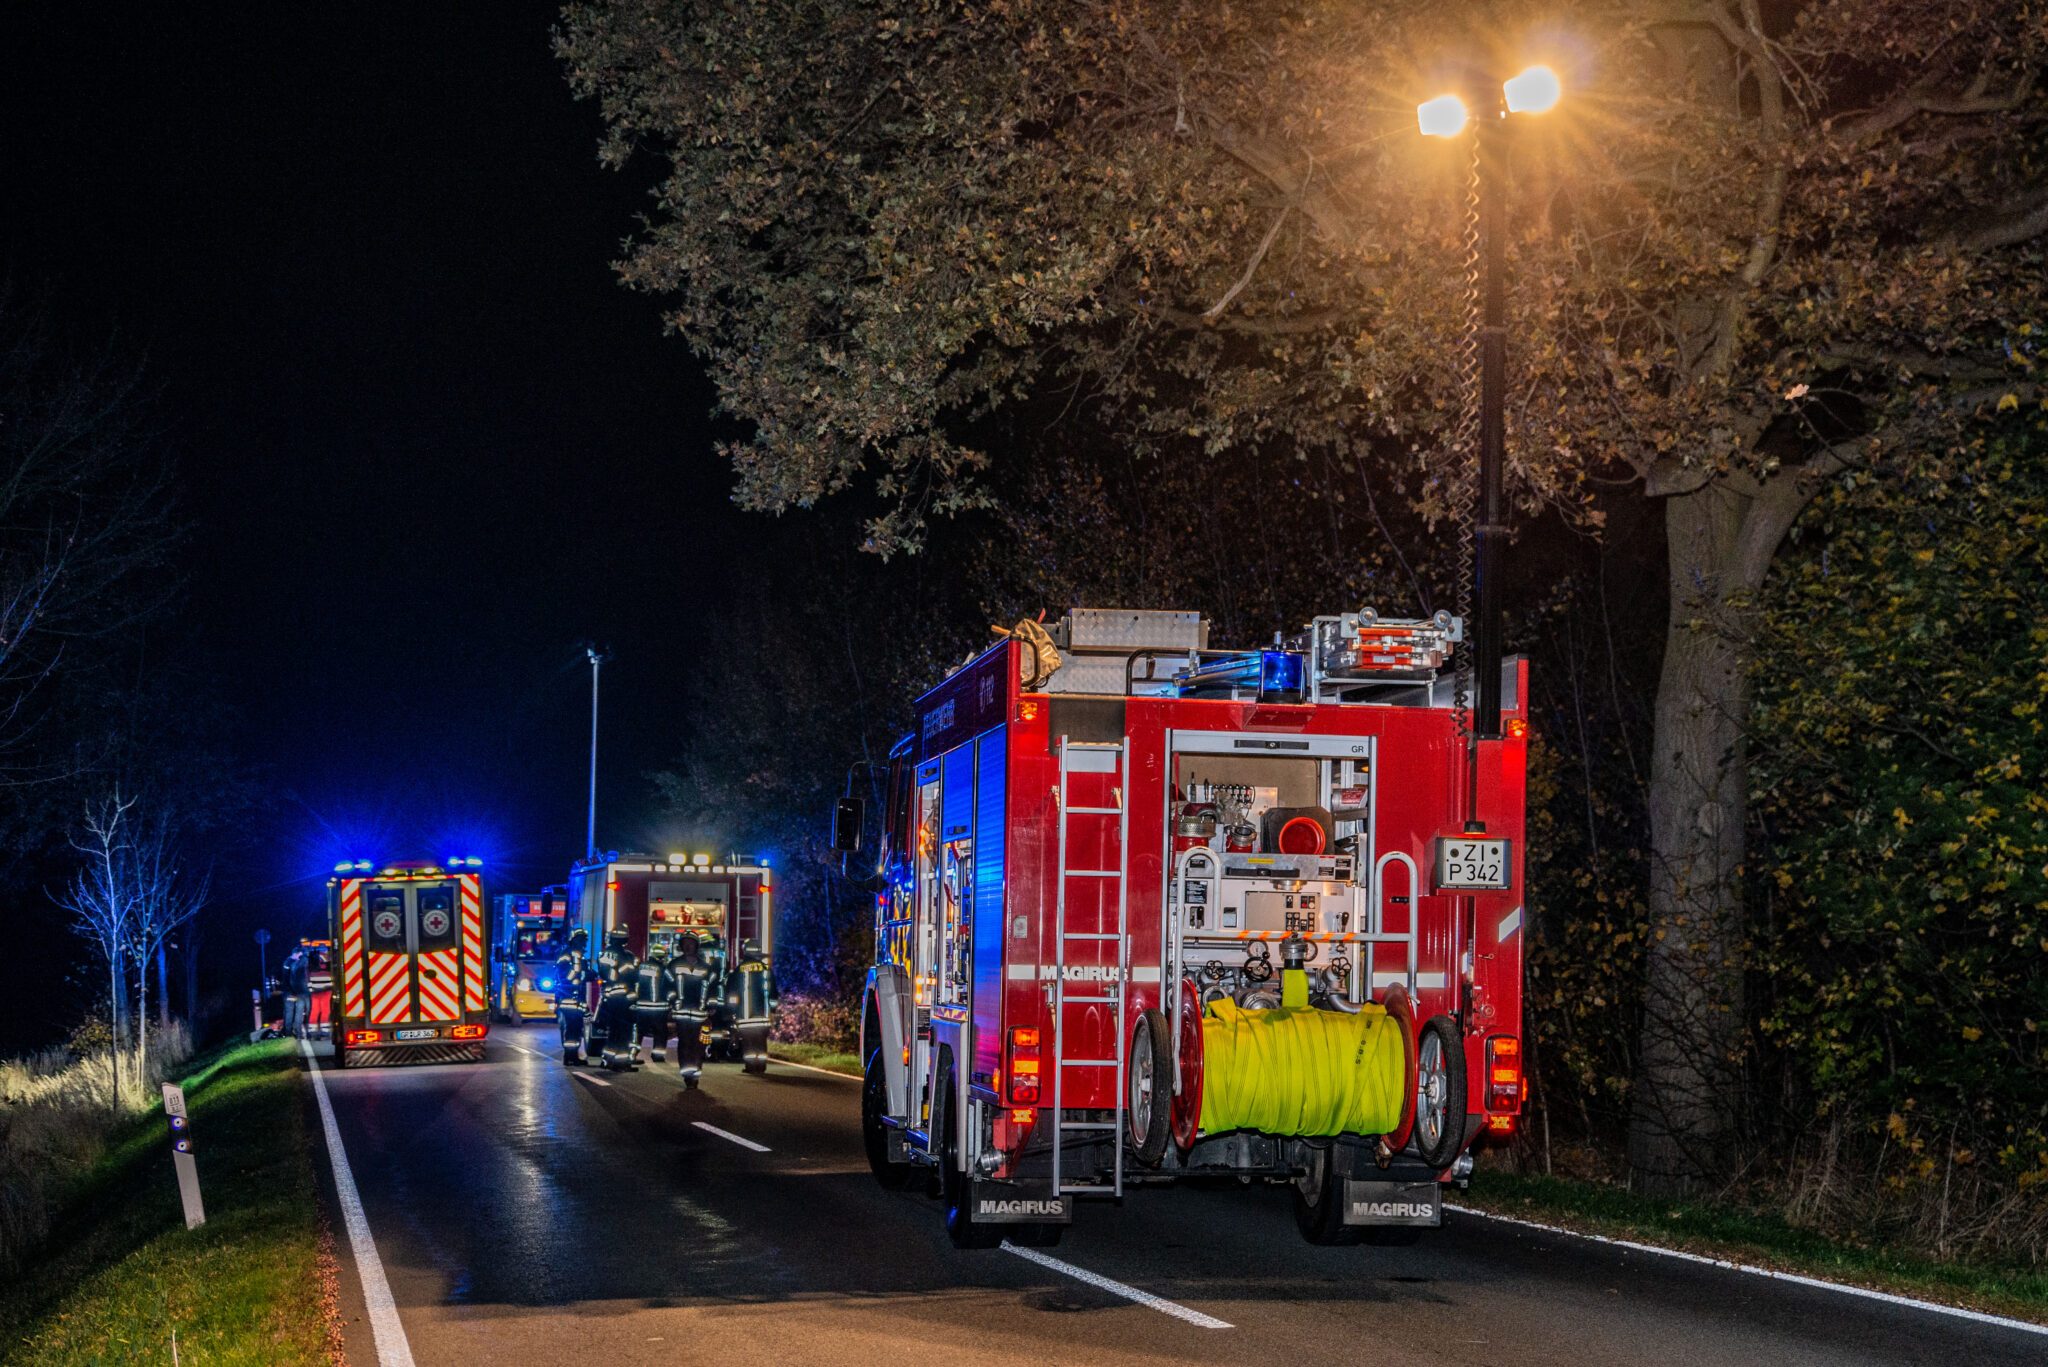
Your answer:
460;877;485;1013
416;948;461;1021
340;883;366;1017
368;952;413;1025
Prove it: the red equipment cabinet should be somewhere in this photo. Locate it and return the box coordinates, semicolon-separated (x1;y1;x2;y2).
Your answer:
854;609;1528;1247
328;861;491;1067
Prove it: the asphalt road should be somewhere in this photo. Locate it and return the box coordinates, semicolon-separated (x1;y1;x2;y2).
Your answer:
305;1027;2044;1367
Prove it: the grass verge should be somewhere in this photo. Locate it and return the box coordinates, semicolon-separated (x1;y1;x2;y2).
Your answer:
1459;1168;2048;1326
0;1039;337;1366
769;1042;861;1076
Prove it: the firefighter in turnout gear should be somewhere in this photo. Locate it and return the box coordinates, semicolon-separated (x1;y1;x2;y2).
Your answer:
555;927;591;1064
631;943;677;1064
594;926;640;1070
727;938;777;1075
666;932;716;1087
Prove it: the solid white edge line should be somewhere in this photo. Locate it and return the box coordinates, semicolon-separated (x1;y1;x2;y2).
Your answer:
1002;1240;1232;1329
574;1071;613;1087
301;1040;419;1367
766;1056;862;1081
692;1120;771;1152
1446;1204;2048;1338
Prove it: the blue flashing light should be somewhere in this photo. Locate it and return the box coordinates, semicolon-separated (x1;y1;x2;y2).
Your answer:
539;977;554;990
760;856;770;868
353;860;372;871
1259;649;1305;701
333;861;354;873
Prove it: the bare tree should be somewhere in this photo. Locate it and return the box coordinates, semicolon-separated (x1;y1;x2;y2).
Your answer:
55;791;138;1106
125;801;210;1088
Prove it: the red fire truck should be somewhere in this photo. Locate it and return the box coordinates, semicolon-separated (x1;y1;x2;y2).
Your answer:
328;859;492;1067
564;851;774;1067
843;608;1528;1247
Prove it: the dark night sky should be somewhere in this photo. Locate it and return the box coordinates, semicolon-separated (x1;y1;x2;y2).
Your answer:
0;4;747;940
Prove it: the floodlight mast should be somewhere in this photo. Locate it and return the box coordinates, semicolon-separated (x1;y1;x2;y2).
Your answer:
585;646;607;859
1417;65;1560;745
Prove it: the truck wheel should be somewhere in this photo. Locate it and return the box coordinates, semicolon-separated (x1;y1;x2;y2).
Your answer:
935;1058;1003;1250
1125;1009;1172;1166
1413;1016;1467;1170
744;1058;767;1075
1292;1143;1361;1246
862;1049;916;1191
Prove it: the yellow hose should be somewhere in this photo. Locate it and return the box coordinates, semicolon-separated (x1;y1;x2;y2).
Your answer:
1197;975;1407;1137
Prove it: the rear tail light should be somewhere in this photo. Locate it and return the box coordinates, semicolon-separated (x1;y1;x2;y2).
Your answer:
1485;1035;1522;1112
346;1030;380;1046
452;1024;487;1040
1007;1026;1041;1105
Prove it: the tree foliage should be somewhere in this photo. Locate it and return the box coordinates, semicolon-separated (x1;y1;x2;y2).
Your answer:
1753;420;2048;1222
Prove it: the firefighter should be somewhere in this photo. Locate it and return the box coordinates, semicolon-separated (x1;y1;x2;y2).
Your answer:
594;926;640;1070
667;931;715;1087
726;938;777;1074
631;943;677;1064
555;927;591;1064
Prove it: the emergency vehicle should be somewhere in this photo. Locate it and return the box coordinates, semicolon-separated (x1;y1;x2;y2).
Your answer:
843;608;1528;1247
491;886;569;1021
327;859;492;1067
564;851;774;1067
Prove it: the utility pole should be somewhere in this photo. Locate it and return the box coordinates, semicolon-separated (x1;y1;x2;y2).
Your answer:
586;647;607;859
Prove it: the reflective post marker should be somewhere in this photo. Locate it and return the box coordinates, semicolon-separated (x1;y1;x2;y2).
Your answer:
162;1082;206;1229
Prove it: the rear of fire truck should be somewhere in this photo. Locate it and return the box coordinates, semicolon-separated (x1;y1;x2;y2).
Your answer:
491;886;568;1021
563;852;774;1068
848;609;1528;1247
329;859;492;1067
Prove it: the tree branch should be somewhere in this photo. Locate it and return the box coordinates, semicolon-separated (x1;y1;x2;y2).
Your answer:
1949;184;2048;252
1202;206;1290;321
1203;120;1361;250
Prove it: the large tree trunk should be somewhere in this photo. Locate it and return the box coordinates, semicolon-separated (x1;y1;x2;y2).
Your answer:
1630;479;1756;1193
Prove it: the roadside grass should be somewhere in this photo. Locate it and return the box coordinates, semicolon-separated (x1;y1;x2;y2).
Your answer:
0;1039;336;1367
1459;1168;2048;1325
768;1041;861;1076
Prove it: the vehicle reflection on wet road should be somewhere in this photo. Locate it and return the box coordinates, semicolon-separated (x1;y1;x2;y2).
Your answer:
308;1028;2045;1367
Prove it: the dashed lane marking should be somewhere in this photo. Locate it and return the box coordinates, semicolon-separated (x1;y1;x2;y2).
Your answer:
301;1040;419;1367
1001;1240;1232;1329
1447;1204;2048;1338
574;1072;613;1088
692;1120;771;1152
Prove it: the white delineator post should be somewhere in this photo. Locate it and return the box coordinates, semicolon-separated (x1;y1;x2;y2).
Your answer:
162;1082;206;1229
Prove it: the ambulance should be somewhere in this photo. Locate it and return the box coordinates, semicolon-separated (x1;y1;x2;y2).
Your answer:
328;859;491;1067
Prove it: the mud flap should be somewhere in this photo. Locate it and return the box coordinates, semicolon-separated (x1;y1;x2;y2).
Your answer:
967;1180;1075;1224
1341;1178;1442;1227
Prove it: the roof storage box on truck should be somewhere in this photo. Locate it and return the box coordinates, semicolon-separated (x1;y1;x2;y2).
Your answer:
849;608;1528;1247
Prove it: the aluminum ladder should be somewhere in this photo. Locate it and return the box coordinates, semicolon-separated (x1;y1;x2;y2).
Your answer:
1050;735;1130;1198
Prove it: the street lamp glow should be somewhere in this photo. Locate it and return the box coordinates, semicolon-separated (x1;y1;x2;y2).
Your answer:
1416;93;1468;137
1503;65;1561;114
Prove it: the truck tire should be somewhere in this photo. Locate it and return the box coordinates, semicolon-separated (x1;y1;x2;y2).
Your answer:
935;1055;1003;1249
1413;1015;1467;1170
1292;1143;1361;1246
1126;1009;1172;1166
863;1048;916;1190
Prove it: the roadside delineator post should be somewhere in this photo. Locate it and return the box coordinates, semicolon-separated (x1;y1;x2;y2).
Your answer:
162;1082;206;1229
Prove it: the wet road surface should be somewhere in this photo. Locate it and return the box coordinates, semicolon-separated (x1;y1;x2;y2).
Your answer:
306;1027;2046;1366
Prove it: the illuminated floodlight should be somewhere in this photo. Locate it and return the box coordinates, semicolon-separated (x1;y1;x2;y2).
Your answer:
668;852;688;864
692;853;711;867
1503;65;1561;114
1417;93;1468;137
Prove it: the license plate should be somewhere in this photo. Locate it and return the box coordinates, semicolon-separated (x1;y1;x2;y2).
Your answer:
1437;837;1510;889
395;1028;437;1041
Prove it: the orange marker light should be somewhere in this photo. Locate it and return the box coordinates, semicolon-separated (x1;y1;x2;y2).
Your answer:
1506;718;1529;738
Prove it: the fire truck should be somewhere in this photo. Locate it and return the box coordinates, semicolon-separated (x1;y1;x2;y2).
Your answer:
491;886;569;1022
328;859;492;1067
564;851;774;1068
841;608;1528;1247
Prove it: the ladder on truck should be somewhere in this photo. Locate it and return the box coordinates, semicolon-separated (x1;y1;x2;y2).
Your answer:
1051;735;1129;1199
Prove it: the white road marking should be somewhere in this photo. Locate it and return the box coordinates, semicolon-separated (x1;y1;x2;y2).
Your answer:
575;1072;613;1088
1001;1240;1232;1329
1447;1204;2048;1338
765;1056;861;1081
692;1120;771;1152
300;1040;419;1367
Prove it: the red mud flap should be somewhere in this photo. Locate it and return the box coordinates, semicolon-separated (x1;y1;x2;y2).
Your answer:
1341;1179;1442;1227
344;1043;485;1068
968;1181;1074;1224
